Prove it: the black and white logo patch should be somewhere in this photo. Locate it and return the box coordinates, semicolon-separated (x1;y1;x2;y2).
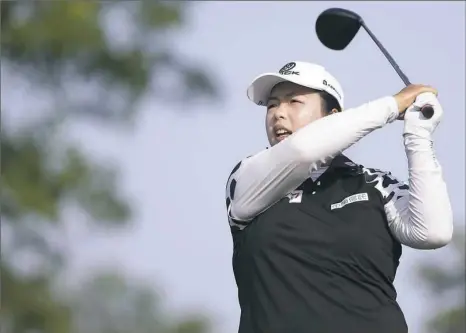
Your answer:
279;62;300;75
286;190;303;203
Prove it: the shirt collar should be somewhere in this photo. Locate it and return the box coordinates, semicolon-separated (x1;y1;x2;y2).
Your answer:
328;154;361;172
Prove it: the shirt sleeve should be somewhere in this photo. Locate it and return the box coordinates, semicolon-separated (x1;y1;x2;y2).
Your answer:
363;135;453;249
225;96;399;230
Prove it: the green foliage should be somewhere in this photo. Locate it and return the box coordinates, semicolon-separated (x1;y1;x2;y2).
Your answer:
68;271;212;333
2;130;130;224
1;1;217;122
418;231;465;333
1;264;72;333
1;1;216;333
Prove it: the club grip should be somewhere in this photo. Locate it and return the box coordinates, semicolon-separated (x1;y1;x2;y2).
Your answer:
421;105;434;119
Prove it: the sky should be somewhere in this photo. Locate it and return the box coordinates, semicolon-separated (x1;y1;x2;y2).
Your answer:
5;1;464;333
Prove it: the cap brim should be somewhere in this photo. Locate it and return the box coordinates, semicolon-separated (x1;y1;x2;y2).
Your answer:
247;73;304;106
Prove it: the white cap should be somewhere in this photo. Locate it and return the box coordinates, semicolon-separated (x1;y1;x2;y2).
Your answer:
247;61;344;109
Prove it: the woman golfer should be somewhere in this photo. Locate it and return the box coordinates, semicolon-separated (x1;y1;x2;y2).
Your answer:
224;61;453;333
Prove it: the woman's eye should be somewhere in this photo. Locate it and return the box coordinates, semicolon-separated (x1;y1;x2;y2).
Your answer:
267;104;277;110
291;99;301;104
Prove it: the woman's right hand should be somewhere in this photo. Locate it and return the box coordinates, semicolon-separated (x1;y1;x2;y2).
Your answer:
394;84;438;118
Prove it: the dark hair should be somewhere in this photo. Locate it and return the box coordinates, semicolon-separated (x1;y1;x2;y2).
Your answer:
317;90;342;114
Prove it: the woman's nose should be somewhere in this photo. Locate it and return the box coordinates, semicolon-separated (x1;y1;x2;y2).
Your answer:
274;104;288;120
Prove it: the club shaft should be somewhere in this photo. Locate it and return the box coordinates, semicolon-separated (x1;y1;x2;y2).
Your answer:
360;22;411;86
360;20;434;119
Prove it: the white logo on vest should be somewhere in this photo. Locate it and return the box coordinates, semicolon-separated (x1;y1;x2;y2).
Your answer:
330;193;369;210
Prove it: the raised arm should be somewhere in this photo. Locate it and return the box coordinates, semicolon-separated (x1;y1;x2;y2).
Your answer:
226;96;399;227
384;93;453;249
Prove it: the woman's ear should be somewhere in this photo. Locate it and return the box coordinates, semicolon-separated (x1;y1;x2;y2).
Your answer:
329;108;340;115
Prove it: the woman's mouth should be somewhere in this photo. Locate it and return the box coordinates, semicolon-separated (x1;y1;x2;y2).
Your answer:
275;129;292;141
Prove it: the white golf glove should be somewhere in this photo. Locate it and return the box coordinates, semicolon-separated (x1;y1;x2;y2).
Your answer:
403;92;443;139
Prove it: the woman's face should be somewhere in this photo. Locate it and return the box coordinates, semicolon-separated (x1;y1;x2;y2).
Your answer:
265;82;327;146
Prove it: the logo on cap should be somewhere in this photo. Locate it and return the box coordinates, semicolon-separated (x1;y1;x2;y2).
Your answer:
322;79;341;100
279;62;300;75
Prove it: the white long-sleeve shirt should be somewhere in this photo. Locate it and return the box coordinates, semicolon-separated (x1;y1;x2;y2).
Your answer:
226;96;453;249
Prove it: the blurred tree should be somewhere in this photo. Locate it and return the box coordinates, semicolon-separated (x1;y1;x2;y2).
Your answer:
1;264;72;333
1;1;217;333
418;230;465;333
69;271;211;333
1;1;217;123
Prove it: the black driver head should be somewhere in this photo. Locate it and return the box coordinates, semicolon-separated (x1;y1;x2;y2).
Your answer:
315;8;363;50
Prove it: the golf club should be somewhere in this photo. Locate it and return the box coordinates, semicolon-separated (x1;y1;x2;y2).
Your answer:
315;8;434;119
